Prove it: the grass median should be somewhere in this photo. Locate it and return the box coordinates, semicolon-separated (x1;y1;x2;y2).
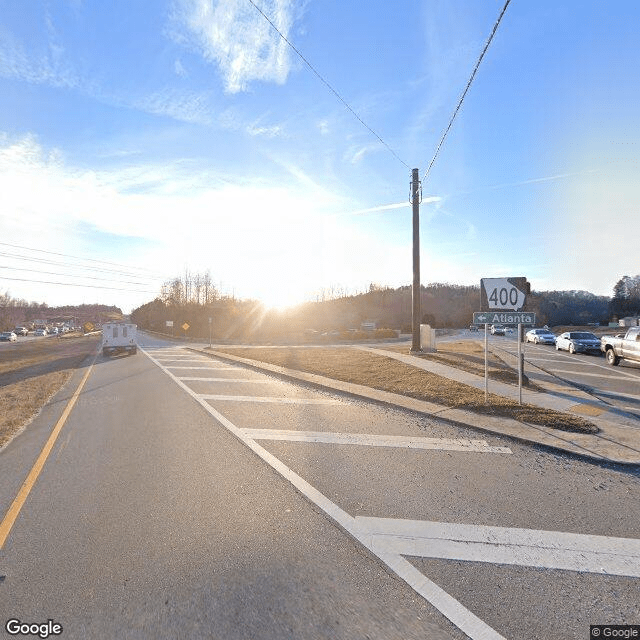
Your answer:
209;345;598;434
0;335;100;449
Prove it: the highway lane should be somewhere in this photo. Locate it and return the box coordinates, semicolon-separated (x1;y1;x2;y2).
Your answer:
486;332;640;422
1;331;639;639
1;333;459;640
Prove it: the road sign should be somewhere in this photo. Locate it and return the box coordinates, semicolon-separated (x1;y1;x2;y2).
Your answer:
473;311;536;325
481;277;529;311
166;321;173;327
181;322;190;331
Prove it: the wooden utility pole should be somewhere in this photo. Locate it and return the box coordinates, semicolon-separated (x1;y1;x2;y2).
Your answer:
410;168;422;353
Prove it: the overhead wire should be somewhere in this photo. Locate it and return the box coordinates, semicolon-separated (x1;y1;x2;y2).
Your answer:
246;0;410;171
0;241;165;277
0;250;163;281
422;0;512;182
1;276;157;294
0;265;154;287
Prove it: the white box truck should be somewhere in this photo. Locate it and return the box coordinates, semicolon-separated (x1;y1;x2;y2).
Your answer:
102;323;137;356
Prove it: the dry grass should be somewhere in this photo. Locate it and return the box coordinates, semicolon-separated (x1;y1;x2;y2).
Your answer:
378;340;530;385
211;346;598;434
0;335;100;449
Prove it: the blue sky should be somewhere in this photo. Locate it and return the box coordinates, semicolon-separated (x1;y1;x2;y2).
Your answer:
0;0;638;313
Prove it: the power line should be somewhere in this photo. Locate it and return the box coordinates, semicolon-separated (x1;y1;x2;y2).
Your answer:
0;251;163;281
422;0;512;182
246;0;410;170
0;275;156;294
0;265;154;287
0;241;166;278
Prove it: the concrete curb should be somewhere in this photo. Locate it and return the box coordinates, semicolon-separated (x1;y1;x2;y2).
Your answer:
188;346;640;466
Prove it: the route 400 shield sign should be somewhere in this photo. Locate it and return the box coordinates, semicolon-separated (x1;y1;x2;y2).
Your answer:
481;277;530;311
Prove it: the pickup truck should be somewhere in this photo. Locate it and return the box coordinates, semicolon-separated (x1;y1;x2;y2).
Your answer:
601;326;640;366
102;322;137;356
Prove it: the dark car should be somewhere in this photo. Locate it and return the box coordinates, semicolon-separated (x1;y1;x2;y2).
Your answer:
555;331;601;354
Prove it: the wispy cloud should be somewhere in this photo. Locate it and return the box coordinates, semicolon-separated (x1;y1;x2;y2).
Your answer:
343;197;441;217
174;58;188;77
245;115;284;138
0;29;79;89
168;0;298;94
476;170;598;192
133;87;214;125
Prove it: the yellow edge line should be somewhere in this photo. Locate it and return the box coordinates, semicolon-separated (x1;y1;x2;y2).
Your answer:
0;351;98;549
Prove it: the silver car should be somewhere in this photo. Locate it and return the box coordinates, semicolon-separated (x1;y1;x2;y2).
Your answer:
525;328;556;345
0;331;17;342
555;331;601;354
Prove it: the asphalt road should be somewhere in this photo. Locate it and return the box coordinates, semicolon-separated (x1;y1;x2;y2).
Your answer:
1;331;639;639
476;330;640;423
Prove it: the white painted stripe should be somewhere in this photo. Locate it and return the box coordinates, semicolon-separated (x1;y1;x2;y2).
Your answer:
155;359;214;364
146;353;197;357
355;517;640;578
178;377;273;383
376;552;505;640
200;395;341;404
241;429;512;453
142;348;505;640
166;366;238;370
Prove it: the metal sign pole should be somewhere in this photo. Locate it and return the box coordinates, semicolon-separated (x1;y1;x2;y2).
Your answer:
484;323;489;403
517;322;522;404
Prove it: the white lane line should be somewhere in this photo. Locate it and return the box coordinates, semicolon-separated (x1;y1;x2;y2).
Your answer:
178;377;273;383
142;348;505;640
551;368;640;382
166;366;239;370
155;359;215;364
200;395;342;405
241;429;512;454
146;352;197;356
355;517;640;578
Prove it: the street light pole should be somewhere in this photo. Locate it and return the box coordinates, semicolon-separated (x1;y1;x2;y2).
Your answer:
410;168;422;353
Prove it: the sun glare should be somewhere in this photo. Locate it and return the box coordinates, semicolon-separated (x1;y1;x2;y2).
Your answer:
259;286;307;311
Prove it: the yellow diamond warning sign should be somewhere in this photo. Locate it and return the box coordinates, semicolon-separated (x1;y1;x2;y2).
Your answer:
182;323;190;331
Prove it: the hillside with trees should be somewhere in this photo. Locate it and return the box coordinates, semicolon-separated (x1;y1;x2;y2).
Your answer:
0;292;122;330
130;271;633;343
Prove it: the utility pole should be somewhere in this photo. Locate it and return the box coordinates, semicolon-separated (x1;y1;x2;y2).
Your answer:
410;168;422;353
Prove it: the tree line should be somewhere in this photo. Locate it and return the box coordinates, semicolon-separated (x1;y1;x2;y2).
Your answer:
0;293;122;330
130;272;639;342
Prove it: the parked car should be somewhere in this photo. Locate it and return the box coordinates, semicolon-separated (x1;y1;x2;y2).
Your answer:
13;326;29;336
50;327;58;334
0;331;18;341
469;324;479;332
525;328;556;345
555;331;601;354
490;324;505;335
34;328;47;336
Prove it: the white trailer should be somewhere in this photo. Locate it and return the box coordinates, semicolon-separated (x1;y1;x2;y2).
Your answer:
102;323;137;356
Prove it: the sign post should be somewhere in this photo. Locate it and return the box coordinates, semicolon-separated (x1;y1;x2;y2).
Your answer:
484;323;489;402
477;277;532;404
208;317;212;349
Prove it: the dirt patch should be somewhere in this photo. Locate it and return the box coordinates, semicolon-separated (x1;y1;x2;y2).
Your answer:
0;335;100;449
209;346;598;434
